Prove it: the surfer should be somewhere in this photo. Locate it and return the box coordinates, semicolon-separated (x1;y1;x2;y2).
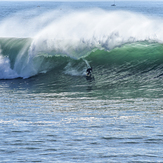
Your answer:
86;67;92;76
86;67;94;81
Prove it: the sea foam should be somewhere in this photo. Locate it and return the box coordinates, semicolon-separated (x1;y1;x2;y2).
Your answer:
0;9;163;79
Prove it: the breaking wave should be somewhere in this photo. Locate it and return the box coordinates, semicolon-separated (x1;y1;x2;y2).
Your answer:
0;9;163;79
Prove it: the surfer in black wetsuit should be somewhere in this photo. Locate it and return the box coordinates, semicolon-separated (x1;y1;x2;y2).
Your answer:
86;67;92;76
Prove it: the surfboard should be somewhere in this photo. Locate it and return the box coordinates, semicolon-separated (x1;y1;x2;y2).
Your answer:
86;73;94;81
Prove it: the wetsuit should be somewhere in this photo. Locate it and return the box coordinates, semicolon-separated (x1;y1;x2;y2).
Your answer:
86;67;92;76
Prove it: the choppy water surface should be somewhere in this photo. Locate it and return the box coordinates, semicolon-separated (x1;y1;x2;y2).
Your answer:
0;1;163;162
0;74;163;162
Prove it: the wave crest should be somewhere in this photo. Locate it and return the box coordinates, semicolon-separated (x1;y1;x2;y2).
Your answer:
32;9;162;58
1;9;163;79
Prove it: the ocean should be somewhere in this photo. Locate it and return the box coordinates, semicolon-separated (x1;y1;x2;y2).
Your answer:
0;1;163;162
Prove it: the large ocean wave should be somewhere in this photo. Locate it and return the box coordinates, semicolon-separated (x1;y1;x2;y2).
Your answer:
0;9;163;79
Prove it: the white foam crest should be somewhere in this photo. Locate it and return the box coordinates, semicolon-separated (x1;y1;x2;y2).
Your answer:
0;44;19;79
13;42;37;79
0;55;19;79
30;9;163;59
1;9;163;79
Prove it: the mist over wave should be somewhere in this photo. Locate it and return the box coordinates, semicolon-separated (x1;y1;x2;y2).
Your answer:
0;8;163;79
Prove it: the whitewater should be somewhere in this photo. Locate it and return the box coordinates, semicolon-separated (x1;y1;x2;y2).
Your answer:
1;3;163;79
0;1;163;163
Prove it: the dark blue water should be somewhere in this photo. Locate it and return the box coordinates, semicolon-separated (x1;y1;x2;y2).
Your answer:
0;1;163;163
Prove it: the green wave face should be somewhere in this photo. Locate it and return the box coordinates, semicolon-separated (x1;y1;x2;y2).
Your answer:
84;42;163;88
0;36;163;81
86;41;163;71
